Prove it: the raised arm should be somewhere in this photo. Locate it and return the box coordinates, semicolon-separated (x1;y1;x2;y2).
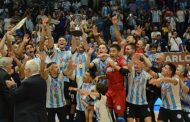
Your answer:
112;16;123;46
39;16;54;51
81;27;88;51
9;52;25;80
39;52;49;80
16;34;30;56
0;33;6;50
71;36;77;53
140;54;152;68
63;59;76;77
92;25;102;46
87;48;95;68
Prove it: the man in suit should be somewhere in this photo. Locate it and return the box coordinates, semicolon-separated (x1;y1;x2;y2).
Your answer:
5;59;48;122
0;57;14;122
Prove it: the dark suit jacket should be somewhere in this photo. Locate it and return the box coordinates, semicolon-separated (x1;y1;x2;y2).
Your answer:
0;68;13;122
9;74;47;122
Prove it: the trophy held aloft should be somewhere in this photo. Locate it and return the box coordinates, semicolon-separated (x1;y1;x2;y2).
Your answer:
69;14;85;37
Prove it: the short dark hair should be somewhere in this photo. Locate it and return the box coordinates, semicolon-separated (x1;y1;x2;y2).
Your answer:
110;44;121;51
167;63;176;77
149;43;158;49
87;69;96;79
127;43;136;50
25;43;34;50
47;62;56;68
96;83;108;95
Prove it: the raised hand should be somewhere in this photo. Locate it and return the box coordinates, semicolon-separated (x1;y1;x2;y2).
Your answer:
92;25;100;36
5;80;16;88
108;57;115;67
135;26;144;36
38;52;46;61
23;34;30;44
88;47;94;55
67;59;76;69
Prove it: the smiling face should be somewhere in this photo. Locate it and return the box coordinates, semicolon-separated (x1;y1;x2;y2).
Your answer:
161;64;175;77
109;47;119;59
125;45;135;57
78;42;85;53
58;37;67;50
136;40;144;48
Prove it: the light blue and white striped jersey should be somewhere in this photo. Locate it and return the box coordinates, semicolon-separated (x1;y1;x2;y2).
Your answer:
159;74;182;110
46;73;66;108
94;95;113;122
76;82;95;111
127;68;151;105
72;52;88;79
92;58;108;84
51;48;72;82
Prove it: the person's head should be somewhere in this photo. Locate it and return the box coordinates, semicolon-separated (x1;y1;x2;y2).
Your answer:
149;43;158;53
78;41;85;53
58;37;67;50
98;44;108;54
47;62;59;76
161;63;176;77
73;37;85;53
124;44;136;57
109;44;121;59
126;35;136;44
136;40;145;49
83;69;96;83
25;60;39;77
172;31;178;38
0;57;13;74
187;26;190;32
25;43;35;57
155;53;165;67
176;65;188;77
133;54;144;72
153;26;158;31
96;83;108;95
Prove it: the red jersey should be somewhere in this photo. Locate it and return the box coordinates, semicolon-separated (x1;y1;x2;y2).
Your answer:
136;48;144;54
106;57;127;91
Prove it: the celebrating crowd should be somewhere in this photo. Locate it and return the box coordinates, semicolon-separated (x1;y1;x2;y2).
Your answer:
0;0;190;122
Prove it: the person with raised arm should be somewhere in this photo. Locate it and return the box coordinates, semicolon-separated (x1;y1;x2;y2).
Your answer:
148;63;184;122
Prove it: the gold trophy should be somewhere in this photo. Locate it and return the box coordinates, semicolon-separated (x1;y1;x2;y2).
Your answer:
70;14;85;36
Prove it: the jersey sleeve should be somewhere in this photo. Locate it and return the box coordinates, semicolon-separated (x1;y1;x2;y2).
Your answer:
118;57;128;67
100;94;107;105
92;58;98;66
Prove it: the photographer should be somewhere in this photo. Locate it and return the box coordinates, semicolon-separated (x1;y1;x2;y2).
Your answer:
169;31;184;52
